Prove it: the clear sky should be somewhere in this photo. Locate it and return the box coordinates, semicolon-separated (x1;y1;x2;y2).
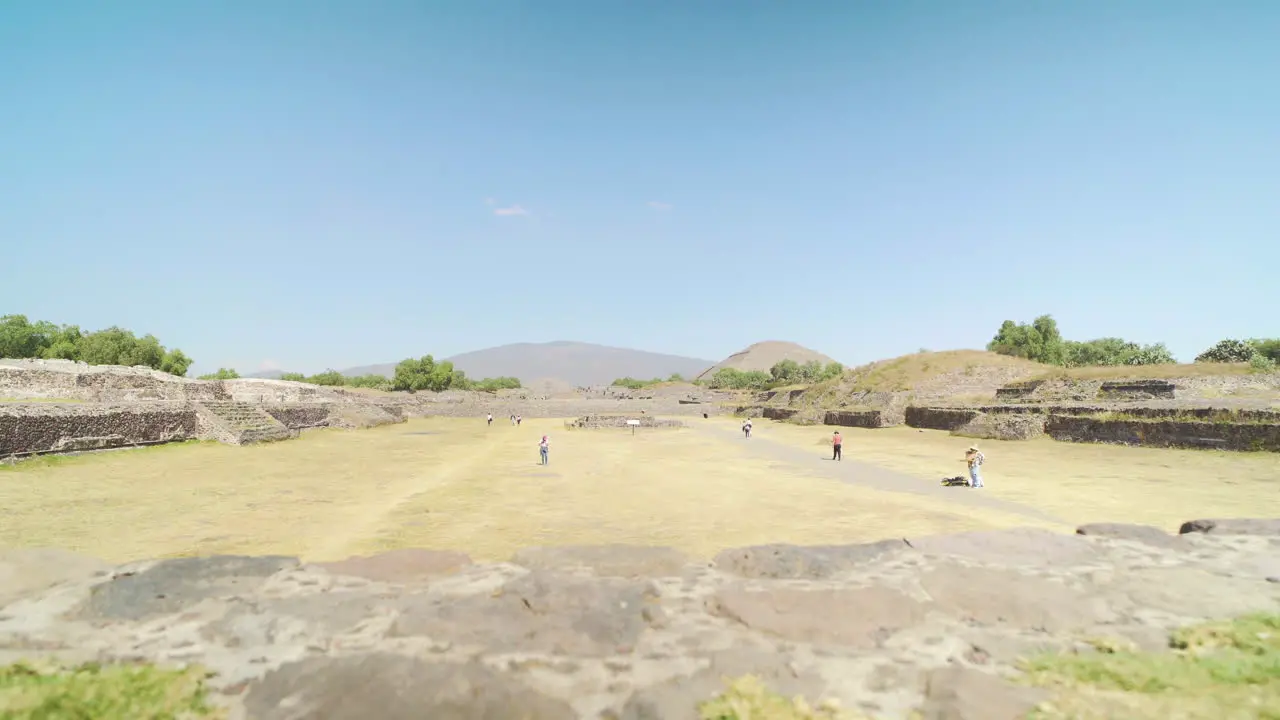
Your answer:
3;1;1276;375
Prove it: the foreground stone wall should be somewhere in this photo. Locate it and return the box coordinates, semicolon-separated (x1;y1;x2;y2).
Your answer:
904;406;981;431
1;519;1276;719
0;402;198;456
1045;414;1280;452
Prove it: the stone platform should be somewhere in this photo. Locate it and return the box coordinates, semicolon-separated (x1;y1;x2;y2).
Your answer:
1;520;1278;719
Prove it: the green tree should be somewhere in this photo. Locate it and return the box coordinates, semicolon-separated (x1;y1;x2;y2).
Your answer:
0;315;44;358
306;369;346;386
705;368;772;390
667;372;685;383
987;314;1066;364
159;349;193;377
1248;338;1280;363
198;368;241;380
393;355;437;391
279;372;307;382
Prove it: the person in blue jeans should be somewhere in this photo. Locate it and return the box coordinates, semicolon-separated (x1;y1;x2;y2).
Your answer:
539;435;550;465
964;446;985;488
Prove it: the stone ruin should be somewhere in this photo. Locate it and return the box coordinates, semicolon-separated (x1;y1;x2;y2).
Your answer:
0;359;412;459
0;518;1276;718
750;371;1280;453
565;414;686;430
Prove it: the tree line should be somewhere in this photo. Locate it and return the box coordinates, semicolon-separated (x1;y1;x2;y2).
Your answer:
612;359;845;392
987;315;1279;371
0;314;193;376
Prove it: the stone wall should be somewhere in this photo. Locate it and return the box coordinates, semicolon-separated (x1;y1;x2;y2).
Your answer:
1045;414;1280;452
0;402;198;456
564;414;686;429
328;404;404;429
1097;379;1176;401
761;407;797;421
264;404;335;430
823;409;891;428
904;406;982;431
952;413;1047;441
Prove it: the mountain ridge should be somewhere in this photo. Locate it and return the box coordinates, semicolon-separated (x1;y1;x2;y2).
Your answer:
340;341;715;387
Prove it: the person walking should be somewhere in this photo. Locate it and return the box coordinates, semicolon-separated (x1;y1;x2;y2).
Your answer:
742;418;752;438
516;415;523;427
538;435;550;465
831;430;843;461
964;445;985;488
486;413;493;427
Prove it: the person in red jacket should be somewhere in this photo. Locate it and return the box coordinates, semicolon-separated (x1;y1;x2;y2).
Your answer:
831;431;843;461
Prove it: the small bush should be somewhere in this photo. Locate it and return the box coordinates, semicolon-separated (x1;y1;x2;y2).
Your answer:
197;368;240;381
1196;339;1259;364
1249;354;1277;373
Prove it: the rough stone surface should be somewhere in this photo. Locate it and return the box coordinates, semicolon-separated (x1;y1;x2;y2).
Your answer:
1075;523;1187;549
1179;517;1280;536
76;555;300;622
315;549;473;583
708;585;926;648
712;540;905;579
244;654;576;719
905;528;1098;567
0;522;1277;719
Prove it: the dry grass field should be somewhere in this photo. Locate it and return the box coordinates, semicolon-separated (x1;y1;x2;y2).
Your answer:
754;420;1280;530
1;416;1276;563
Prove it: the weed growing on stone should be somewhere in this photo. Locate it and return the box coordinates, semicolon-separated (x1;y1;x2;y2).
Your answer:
1021;613;1280;719
0;660;222;719
698;675;864;720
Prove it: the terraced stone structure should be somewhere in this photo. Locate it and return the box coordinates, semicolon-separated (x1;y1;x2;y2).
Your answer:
0;518;1276;718
760;371;1280;452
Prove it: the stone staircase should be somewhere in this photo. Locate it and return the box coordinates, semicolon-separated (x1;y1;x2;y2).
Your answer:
195;401;296;446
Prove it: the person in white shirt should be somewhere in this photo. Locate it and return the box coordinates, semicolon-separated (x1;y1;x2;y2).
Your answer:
964;446;985;488
742;418;752;438
538;435;550;465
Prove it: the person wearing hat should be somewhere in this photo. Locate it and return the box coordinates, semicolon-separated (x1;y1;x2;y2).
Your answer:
831;430;843;461
964;445;985;488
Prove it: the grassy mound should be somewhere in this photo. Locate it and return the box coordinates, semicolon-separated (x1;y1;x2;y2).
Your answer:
1023;613;1280;719
0;661;220;719
792;350;1047;407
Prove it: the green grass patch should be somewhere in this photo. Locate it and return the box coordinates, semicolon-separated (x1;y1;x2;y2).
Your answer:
0;660;222;719
0;441;211;472
698;675;864;719
1021;613;1280;719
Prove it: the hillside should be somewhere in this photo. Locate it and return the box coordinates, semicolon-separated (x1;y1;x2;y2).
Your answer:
342;341;714;387
695;341;838;381
797;350;1049;407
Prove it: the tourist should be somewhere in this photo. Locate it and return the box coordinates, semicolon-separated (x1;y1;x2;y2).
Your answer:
538;434;550;465
742;418;752;438
487;413;493;426
516;415;523;426
964;445;985;488
832;430;842;461
510;414;516;426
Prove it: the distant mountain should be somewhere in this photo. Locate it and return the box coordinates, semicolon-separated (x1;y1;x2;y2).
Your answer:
245;370;290;380
695;341;839;381
340;341;715;387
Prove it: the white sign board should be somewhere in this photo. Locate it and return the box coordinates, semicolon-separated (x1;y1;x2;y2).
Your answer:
626;419;641;426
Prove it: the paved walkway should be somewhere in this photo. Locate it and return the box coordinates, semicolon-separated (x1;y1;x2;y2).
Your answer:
688;422;1064;525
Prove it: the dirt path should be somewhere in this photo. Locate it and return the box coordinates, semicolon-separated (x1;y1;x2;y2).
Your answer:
687;420;1064;525
309;438;494;561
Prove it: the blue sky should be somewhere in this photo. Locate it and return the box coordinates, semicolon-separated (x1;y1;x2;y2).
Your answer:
2;1;1276;375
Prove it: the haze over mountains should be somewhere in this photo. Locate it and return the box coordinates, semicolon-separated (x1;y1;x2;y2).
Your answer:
336;341;716;387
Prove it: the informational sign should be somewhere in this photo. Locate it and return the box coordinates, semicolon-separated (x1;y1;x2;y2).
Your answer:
626;418;640;435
